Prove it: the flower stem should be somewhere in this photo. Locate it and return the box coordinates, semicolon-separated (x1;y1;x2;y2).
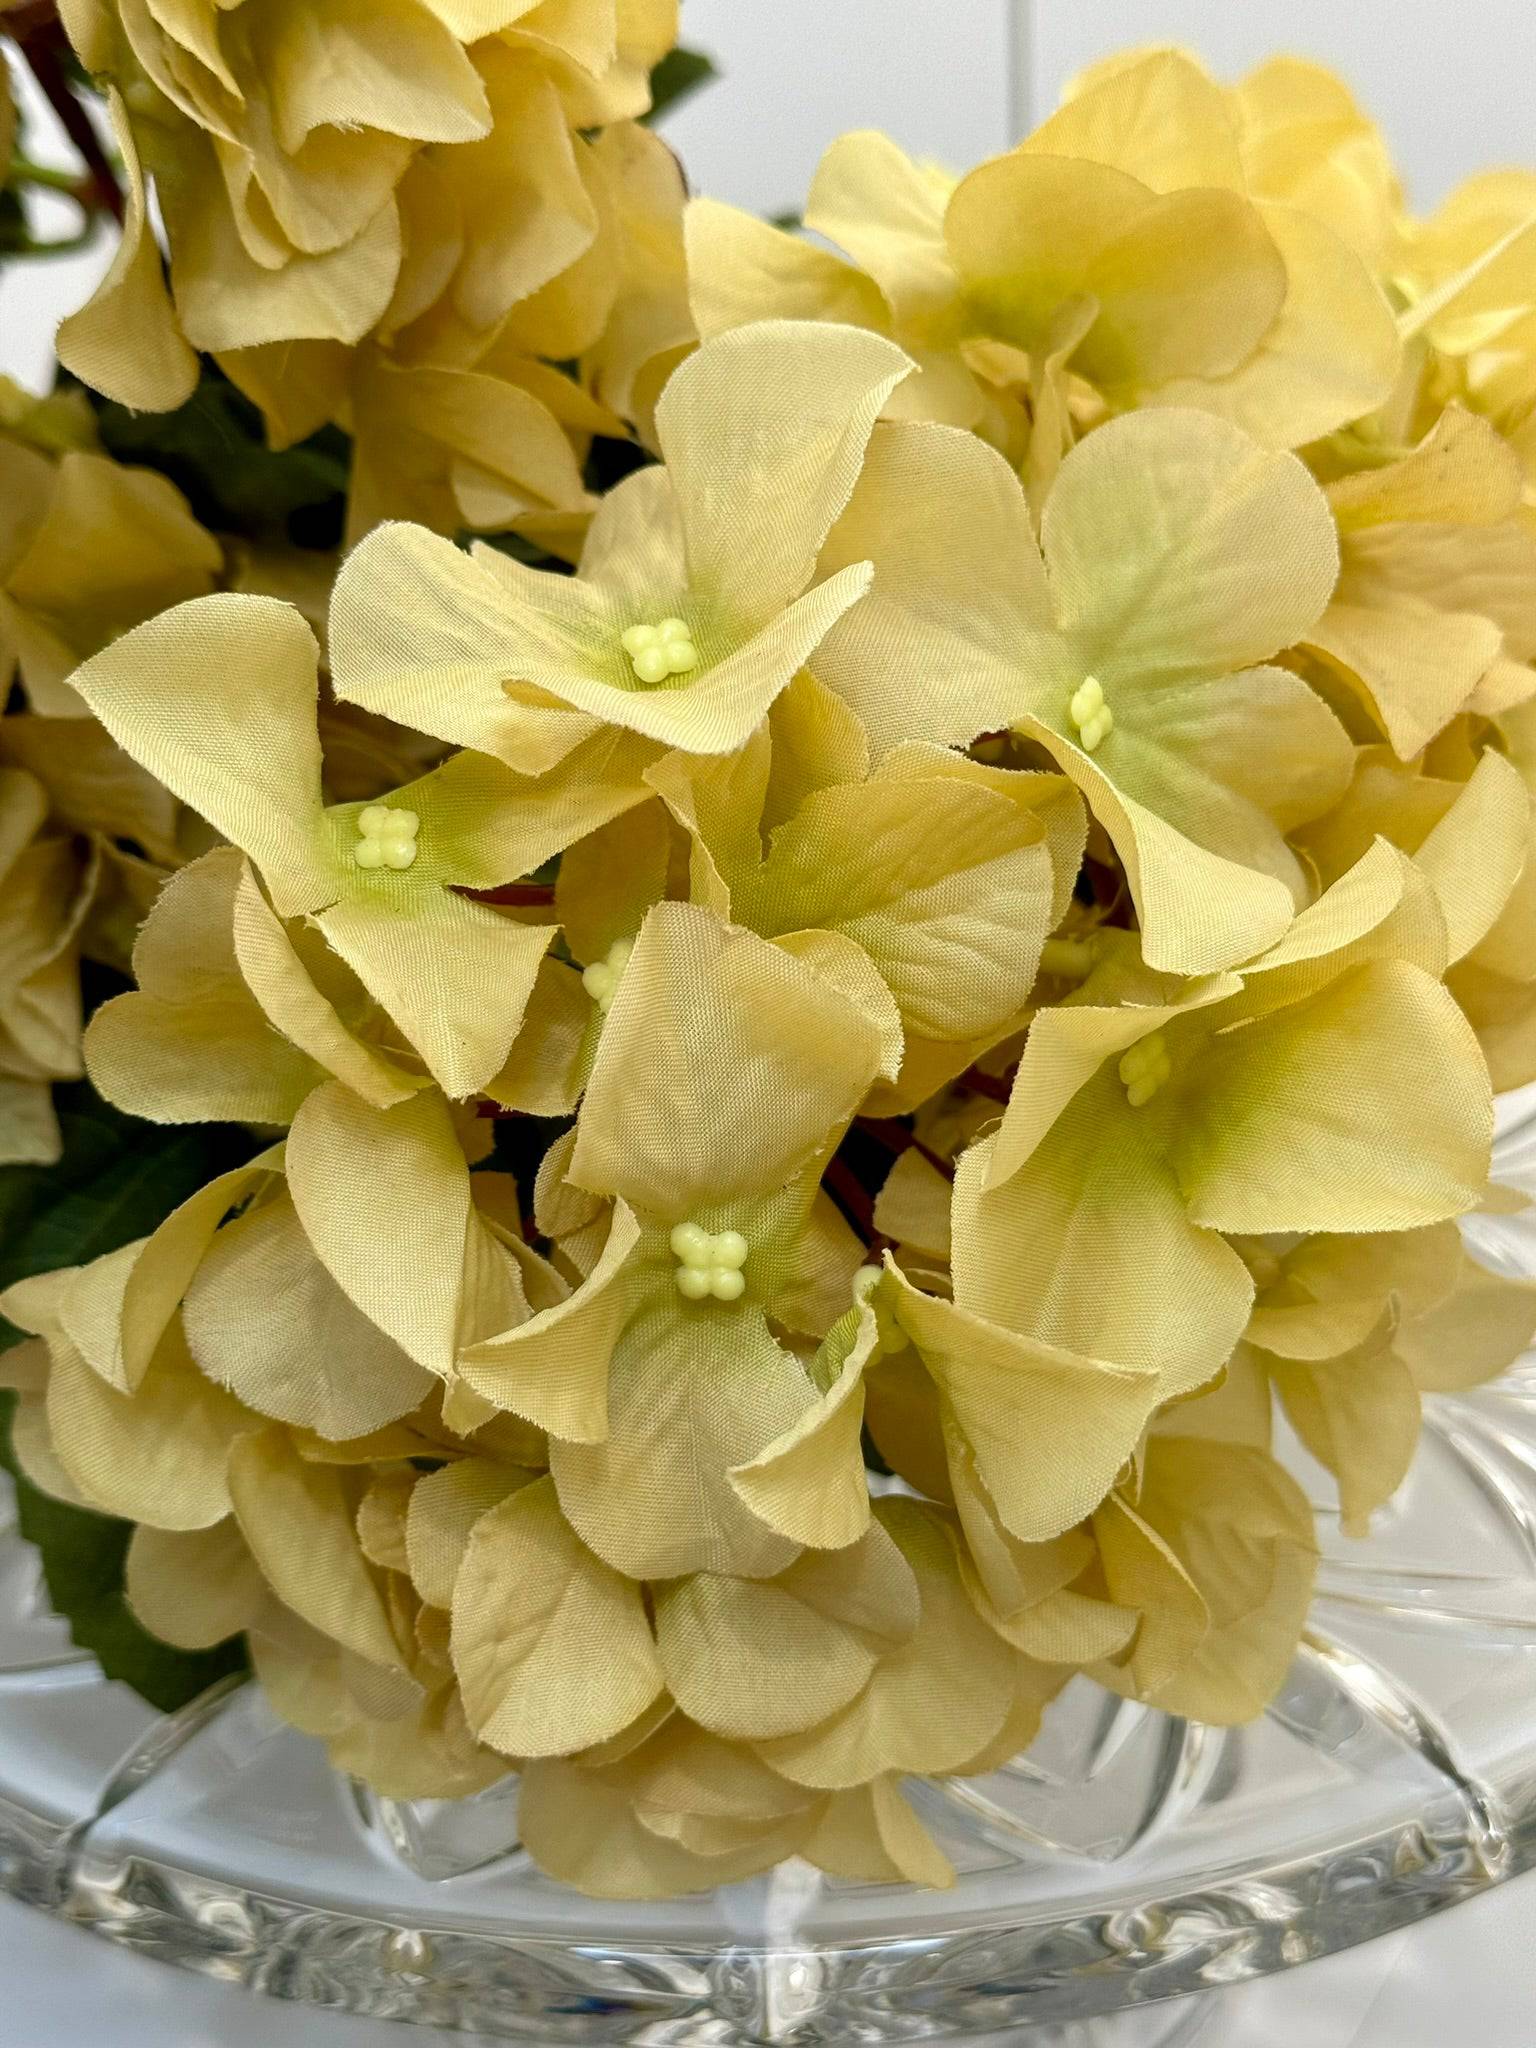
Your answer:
7;8;125;226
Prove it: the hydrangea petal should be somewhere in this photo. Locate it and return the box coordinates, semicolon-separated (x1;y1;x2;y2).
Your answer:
451;1477;663;1757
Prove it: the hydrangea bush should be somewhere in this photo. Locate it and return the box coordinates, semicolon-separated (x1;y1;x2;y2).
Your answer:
3;21;1536;1896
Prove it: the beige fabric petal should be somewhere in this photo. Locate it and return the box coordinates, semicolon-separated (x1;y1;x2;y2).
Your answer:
451;1477;663;1756
227;1428;403;1667
1175;962;1493;1233
458;1201;642;1441
655;1521;918;1741
56;92;199;412
46;1320;249;1530
686;196;892;337
889;1267;1163;1543
68;595;328;914
757;1499;1015;1787
126;1519;268;1650
181;1192;436;1437
571;903;880;1216
313;887;552;1101
285;1083;470;1377
404;1457;532;1610
652;321;912;626
550;1291;810;1580
728;1307;876;1551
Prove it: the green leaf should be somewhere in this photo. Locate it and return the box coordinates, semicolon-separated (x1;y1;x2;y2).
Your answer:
90;363;349;549
0;1077;260;1349
0;1392;249;1712
0;1072;262;1708
645;46;718;123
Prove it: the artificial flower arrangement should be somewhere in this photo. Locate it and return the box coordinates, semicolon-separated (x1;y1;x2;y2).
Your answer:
2;11;1536;1900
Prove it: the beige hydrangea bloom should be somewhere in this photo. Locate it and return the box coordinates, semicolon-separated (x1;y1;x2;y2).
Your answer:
54;3;679;544
68;592;654;1095
816;406;1352;972
687;49;1399;460
460;903;882;1577
328;322;912;763
13;32;1536;1904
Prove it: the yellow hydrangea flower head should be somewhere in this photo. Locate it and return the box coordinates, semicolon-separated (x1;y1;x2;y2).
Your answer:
10;26;1536;1906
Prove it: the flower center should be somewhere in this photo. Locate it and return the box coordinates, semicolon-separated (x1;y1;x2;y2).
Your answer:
581;937;634;1016
1068;675;1114;752
670;1220;749;1302
620;616;700;685
354;805;420;870
1118;1030;1171;1107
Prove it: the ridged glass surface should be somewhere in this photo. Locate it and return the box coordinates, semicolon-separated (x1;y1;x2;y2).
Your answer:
4;1095;1536;2045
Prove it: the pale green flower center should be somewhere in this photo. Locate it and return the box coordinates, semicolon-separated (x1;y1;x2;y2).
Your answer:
1118;1030;1171;1107
581;937;634;1015
1068;675;1114;752
620;616;700;685
671;1220;749;1301
354;805;420;870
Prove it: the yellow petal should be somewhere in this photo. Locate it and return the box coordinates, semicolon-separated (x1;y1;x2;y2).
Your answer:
1174;961;1493;1232
727;1306;878;1550
686;196;891;338
803;1777;956;1890
284;1083;470;1377
227;1428;403;1667
181;1191;436;1438
571;903;881;1216
458;1200;641;1441
313;886;553;1100
1148;201;1400;447
1029;49;1245;191
404;1457;532;1610
126;1519;267;1650
46;1319;248;1529
550;1288;810;1579
889;1266;1163;1544
68;595;327;915
655;1519;917;1740
1267;1315;1420;1532
230;862;423;1110
757;1499;1015;1787
1123;1437;1316;1723
653;320;912;626
957;1122;1254;1391
805;131;959;331
451;1476;663;1756
55;92;199;411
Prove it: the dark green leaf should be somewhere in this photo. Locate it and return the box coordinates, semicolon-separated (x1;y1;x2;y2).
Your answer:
0;1393;249;1712
90;363;349;548
645;46;719;124
0;1077;260;1350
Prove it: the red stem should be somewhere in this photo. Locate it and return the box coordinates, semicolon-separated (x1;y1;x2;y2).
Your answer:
957;1064;1012;1105
460;881;557;908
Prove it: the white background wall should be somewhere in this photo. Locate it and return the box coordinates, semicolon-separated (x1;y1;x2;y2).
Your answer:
5;4;1536;391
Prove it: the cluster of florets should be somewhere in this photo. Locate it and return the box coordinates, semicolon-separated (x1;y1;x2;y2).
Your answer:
5;46;1536;1900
